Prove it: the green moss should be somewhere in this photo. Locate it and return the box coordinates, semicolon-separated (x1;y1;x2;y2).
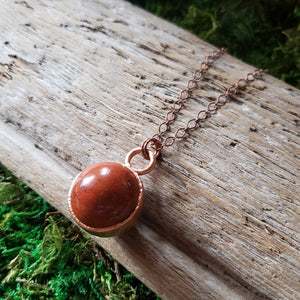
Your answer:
129;0;300;88
0;164;160;299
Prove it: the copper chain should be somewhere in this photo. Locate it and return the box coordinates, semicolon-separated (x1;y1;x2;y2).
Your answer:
141;48;268;159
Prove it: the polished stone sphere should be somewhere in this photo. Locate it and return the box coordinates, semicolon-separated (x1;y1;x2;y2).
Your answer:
68;162;144;237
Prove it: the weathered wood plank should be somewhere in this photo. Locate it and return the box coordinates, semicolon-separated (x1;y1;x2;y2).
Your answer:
0;0;299;299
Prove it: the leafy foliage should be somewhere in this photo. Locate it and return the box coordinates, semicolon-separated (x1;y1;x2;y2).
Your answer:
129;0;300;88
0;164;159;299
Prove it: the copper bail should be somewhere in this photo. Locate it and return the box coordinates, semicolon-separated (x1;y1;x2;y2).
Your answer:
125;148;156;175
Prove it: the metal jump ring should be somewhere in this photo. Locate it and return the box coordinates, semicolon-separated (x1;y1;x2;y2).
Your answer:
125;148;156;175
141;138;162;160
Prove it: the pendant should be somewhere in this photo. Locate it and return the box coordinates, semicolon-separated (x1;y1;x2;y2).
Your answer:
68;148;156;237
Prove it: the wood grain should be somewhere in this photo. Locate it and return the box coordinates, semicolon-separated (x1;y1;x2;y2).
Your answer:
0;0;299;299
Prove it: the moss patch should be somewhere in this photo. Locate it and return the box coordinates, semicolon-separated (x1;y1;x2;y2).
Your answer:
128;0;300;88
0;164;160;300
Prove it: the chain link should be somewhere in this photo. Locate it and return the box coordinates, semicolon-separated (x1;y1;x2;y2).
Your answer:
141;48;268;159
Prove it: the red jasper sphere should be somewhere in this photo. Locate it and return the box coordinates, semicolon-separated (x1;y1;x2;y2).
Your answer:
68;162;144;237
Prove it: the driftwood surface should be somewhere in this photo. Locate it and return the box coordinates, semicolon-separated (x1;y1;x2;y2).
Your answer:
0;0;299;299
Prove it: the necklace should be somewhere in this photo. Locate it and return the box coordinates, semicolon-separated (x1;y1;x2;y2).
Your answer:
68;48;267;237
